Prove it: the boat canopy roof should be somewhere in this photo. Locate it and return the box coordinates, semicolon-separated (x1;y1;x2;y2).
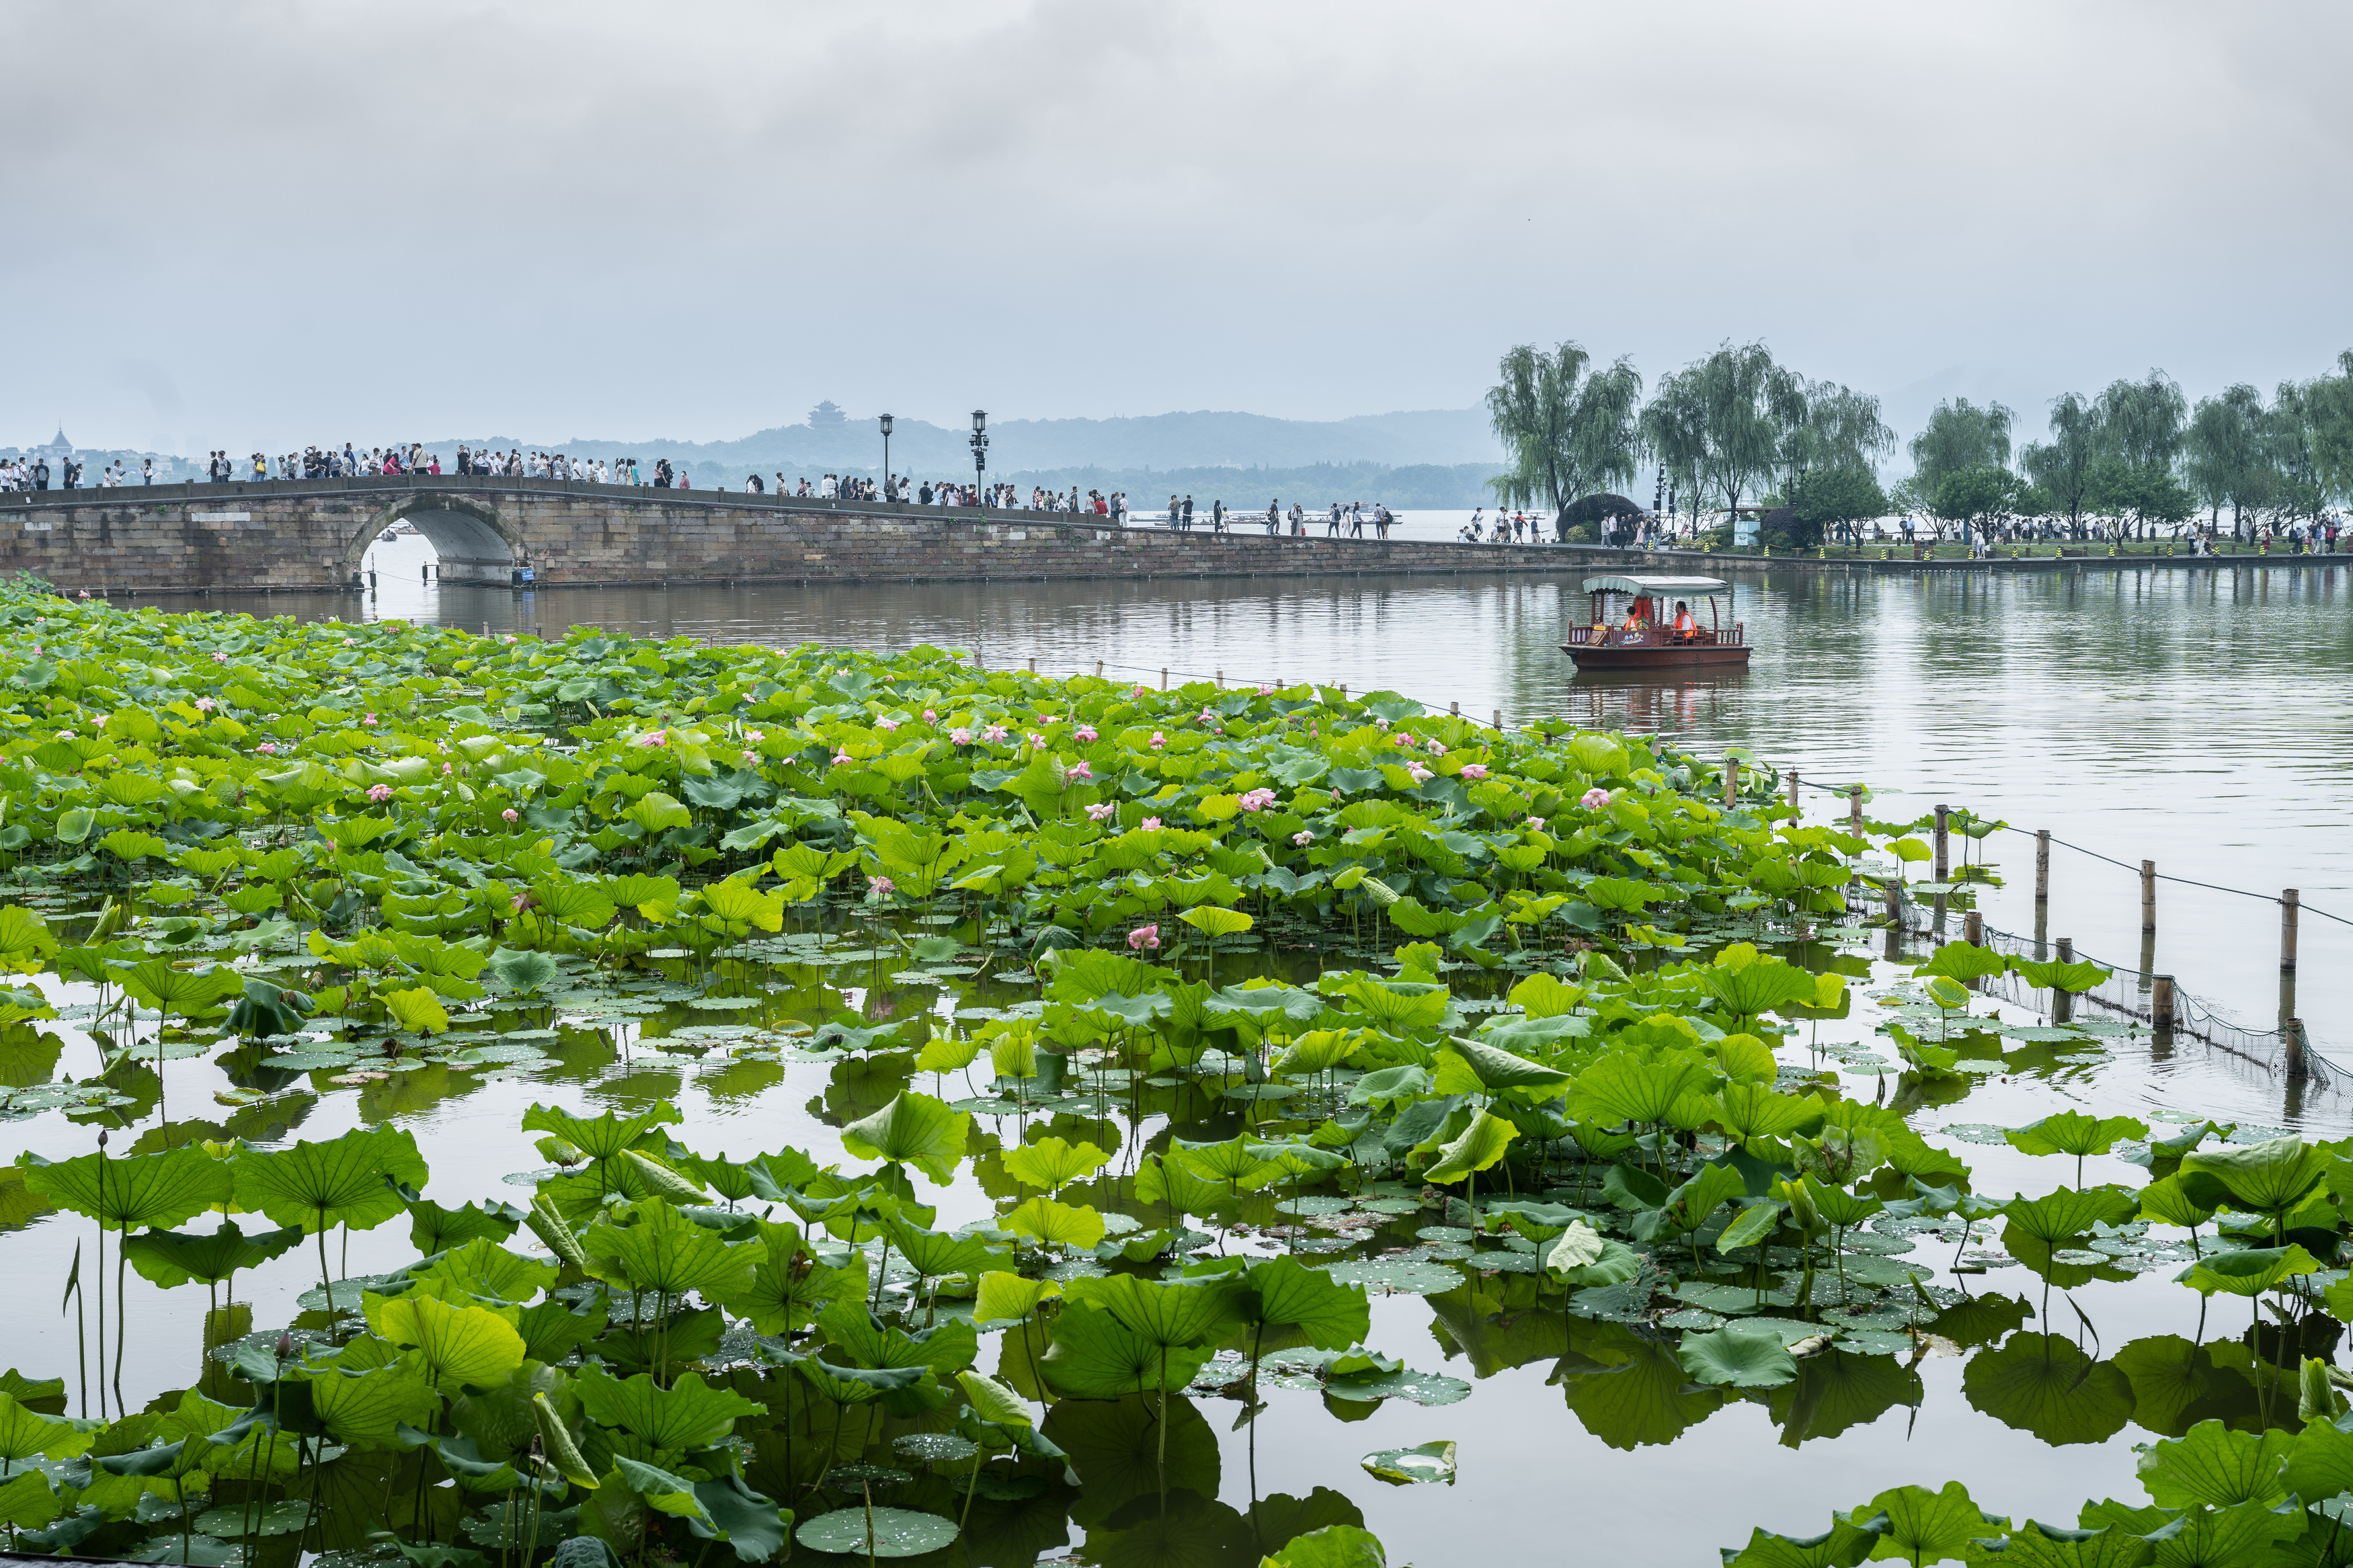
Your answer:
1580;575;1730;595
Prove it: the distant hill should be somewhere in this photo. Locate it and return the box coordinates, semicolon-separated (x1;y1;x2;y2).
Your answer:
433;406;1504;477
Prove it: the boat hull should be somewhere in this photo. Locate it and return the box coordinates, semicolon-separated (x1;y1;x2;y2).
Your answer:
1560;643;1753;670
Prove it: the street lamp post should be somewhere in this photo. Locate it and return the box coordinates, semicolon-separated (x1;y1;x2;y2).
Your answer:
878;413;894;503
969;410;989;511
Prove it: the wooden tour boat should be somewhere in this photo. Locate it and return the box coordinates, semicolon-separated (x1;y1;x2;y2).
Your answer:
1559;574;1752;670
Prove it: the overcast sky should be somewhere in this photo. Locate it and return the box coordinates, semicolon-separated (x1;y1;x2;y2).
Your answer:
9;0;2350;457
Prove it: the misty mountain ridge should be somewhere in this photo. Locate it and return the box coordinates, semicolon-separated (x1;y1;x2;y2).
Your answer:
432;406;1503;475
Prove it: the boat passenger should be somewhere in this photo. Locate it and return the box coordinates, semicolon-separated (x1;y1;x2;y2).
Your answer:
1619;605;1646;641
1672;601;1698;640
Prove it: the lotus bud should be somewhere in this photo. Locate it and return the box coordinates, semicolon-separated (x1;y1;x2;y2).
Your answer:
95;1130;107;1149
276;1331;294;1360
1779;1178;1821;1235
2301;1357;2347;1424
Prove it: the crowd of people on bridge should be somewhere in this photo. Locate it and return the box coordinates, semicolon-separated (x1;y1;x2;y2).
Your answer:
1;454;153;489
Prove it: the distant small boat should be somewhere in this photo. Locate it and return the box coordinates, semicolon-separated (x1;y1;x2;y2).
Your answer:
1560;573;1752;669
385;522;419;538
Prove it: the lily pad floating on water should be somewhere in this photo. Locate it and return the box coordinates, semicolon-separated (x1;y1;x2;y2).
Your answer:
1677;1322;1801;1388
1276;1196;1355;1217
1361;1440;1457;1485
1321;1257;1464;1295
891;1432;979;1464
794;1506;959;1558
193;1499;312;1538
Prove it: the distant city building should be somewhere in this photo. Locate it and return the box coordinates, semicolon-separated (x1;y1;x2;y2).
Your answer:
807;401;847;429
36;427;73;463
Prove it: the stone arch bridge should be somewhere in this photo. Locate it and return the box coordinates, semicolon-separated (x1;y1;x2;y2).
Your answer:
0;473;1610;596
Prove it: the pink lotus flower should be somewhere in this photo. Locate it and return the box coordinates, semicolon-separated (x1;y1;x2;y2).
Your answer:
29;646;41;656
1259;684;1274;695
1292;829;1313;846
1069;760;1093;779
502;807;519;822
1197;708;1216;723
1132;685;1147;698
368;783;393;802
984;724;1009;743
210;651;227;663
922;709;937;723
951;727;973;745
363;713;379;726
1027;732;1047;749
511;890;537;914
194;698;214;712
1141;816;1162;831
1427;739;1447;756
877;718;898;731
1127;923;1160;951
1086;802;1115;821
1149;732;1166;749
1580;787;1611;809
56;729;75;741
1075;724;1098;743
257;742;278;754
741;749;758;764
1397;733;1414;747
634;730;666;748
1460;764;1488;780
1237;788;1276;813
1405;763;1433;784
441;761;453;776
831;750;854;766
871;875;895;897
745;729;764;742
1526;816;1546;831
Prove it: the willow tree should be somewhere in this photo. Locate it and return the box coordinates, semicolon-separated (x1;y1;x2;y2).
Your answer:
1639;341;1789;524
2182;384;2273;531
2020;393;2100;537
1485;342;1644;534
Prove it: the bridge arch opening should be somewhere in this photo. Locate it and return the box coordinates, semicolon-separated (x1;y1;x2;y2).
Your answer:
348;497;520;586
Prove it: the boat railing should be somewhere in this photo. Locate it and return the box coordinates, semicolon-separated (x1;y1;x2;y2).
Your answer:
1564;623;1745;648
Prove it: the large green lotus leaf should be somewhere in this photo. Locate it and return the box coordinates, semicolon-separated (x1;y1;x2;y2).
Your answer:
409;1198;525;1255
0;907;59;975
2180;1137;2329;1215
614;1458;793;1563
2136;1176;2218;1233
413;1237;558;1305
1001;1136;1109;1192
2001;1186;2141;1245
1715;1083;1825;1144
2080;1495;2306;1565
1037;1305;1215;1399
304;1360;440;1450
1434;1036;1572;1097
1422;1108;1516;1184
364;1292;528;1391
581;1198;755;1300
1698;946;1822;1017
814;1300;978;1378
575;1366;765;1450
1653;1161;1750;1237
26;1144;233;1229
1722;1517;1888;1568
1339;978;1452;1033
1913;942;2009;984
1962;1334;2135;1446
122;1218;304;1288
1239;1255;1371;1352
2006;1112;2151;1161
840;1091;969;1184
881;1213;1000;1278
1065;1271;1244;1350
714;1221;865;1336
1679;1323;1800;1388
0;1391;95;1463
1261;1523;1387;1568
973;1272;1062;1327
2013;958;2112;994
519;1102;683;1161
0;1469;62;1532
1572;1050;1715;1128
1856;1482;2006;1566
2173;1245;2323;1299
232;1126;428;1234
2278;1407;2353;1505
1991;1520;2155;1568
2135;1418;2293;1510
1174;1134;1281;1194
795;1505;956;1559
106;958;246;1021
791;1356;936;1411
1001;1196;1106;1251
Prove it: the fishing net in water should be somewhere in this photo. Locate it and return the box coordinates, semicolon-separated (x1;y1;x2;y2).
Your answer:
1877;881;2342;1095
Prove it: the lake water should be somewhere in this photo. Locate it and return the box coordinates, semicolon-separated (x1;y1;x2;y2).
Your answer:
7;537;2347;1567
